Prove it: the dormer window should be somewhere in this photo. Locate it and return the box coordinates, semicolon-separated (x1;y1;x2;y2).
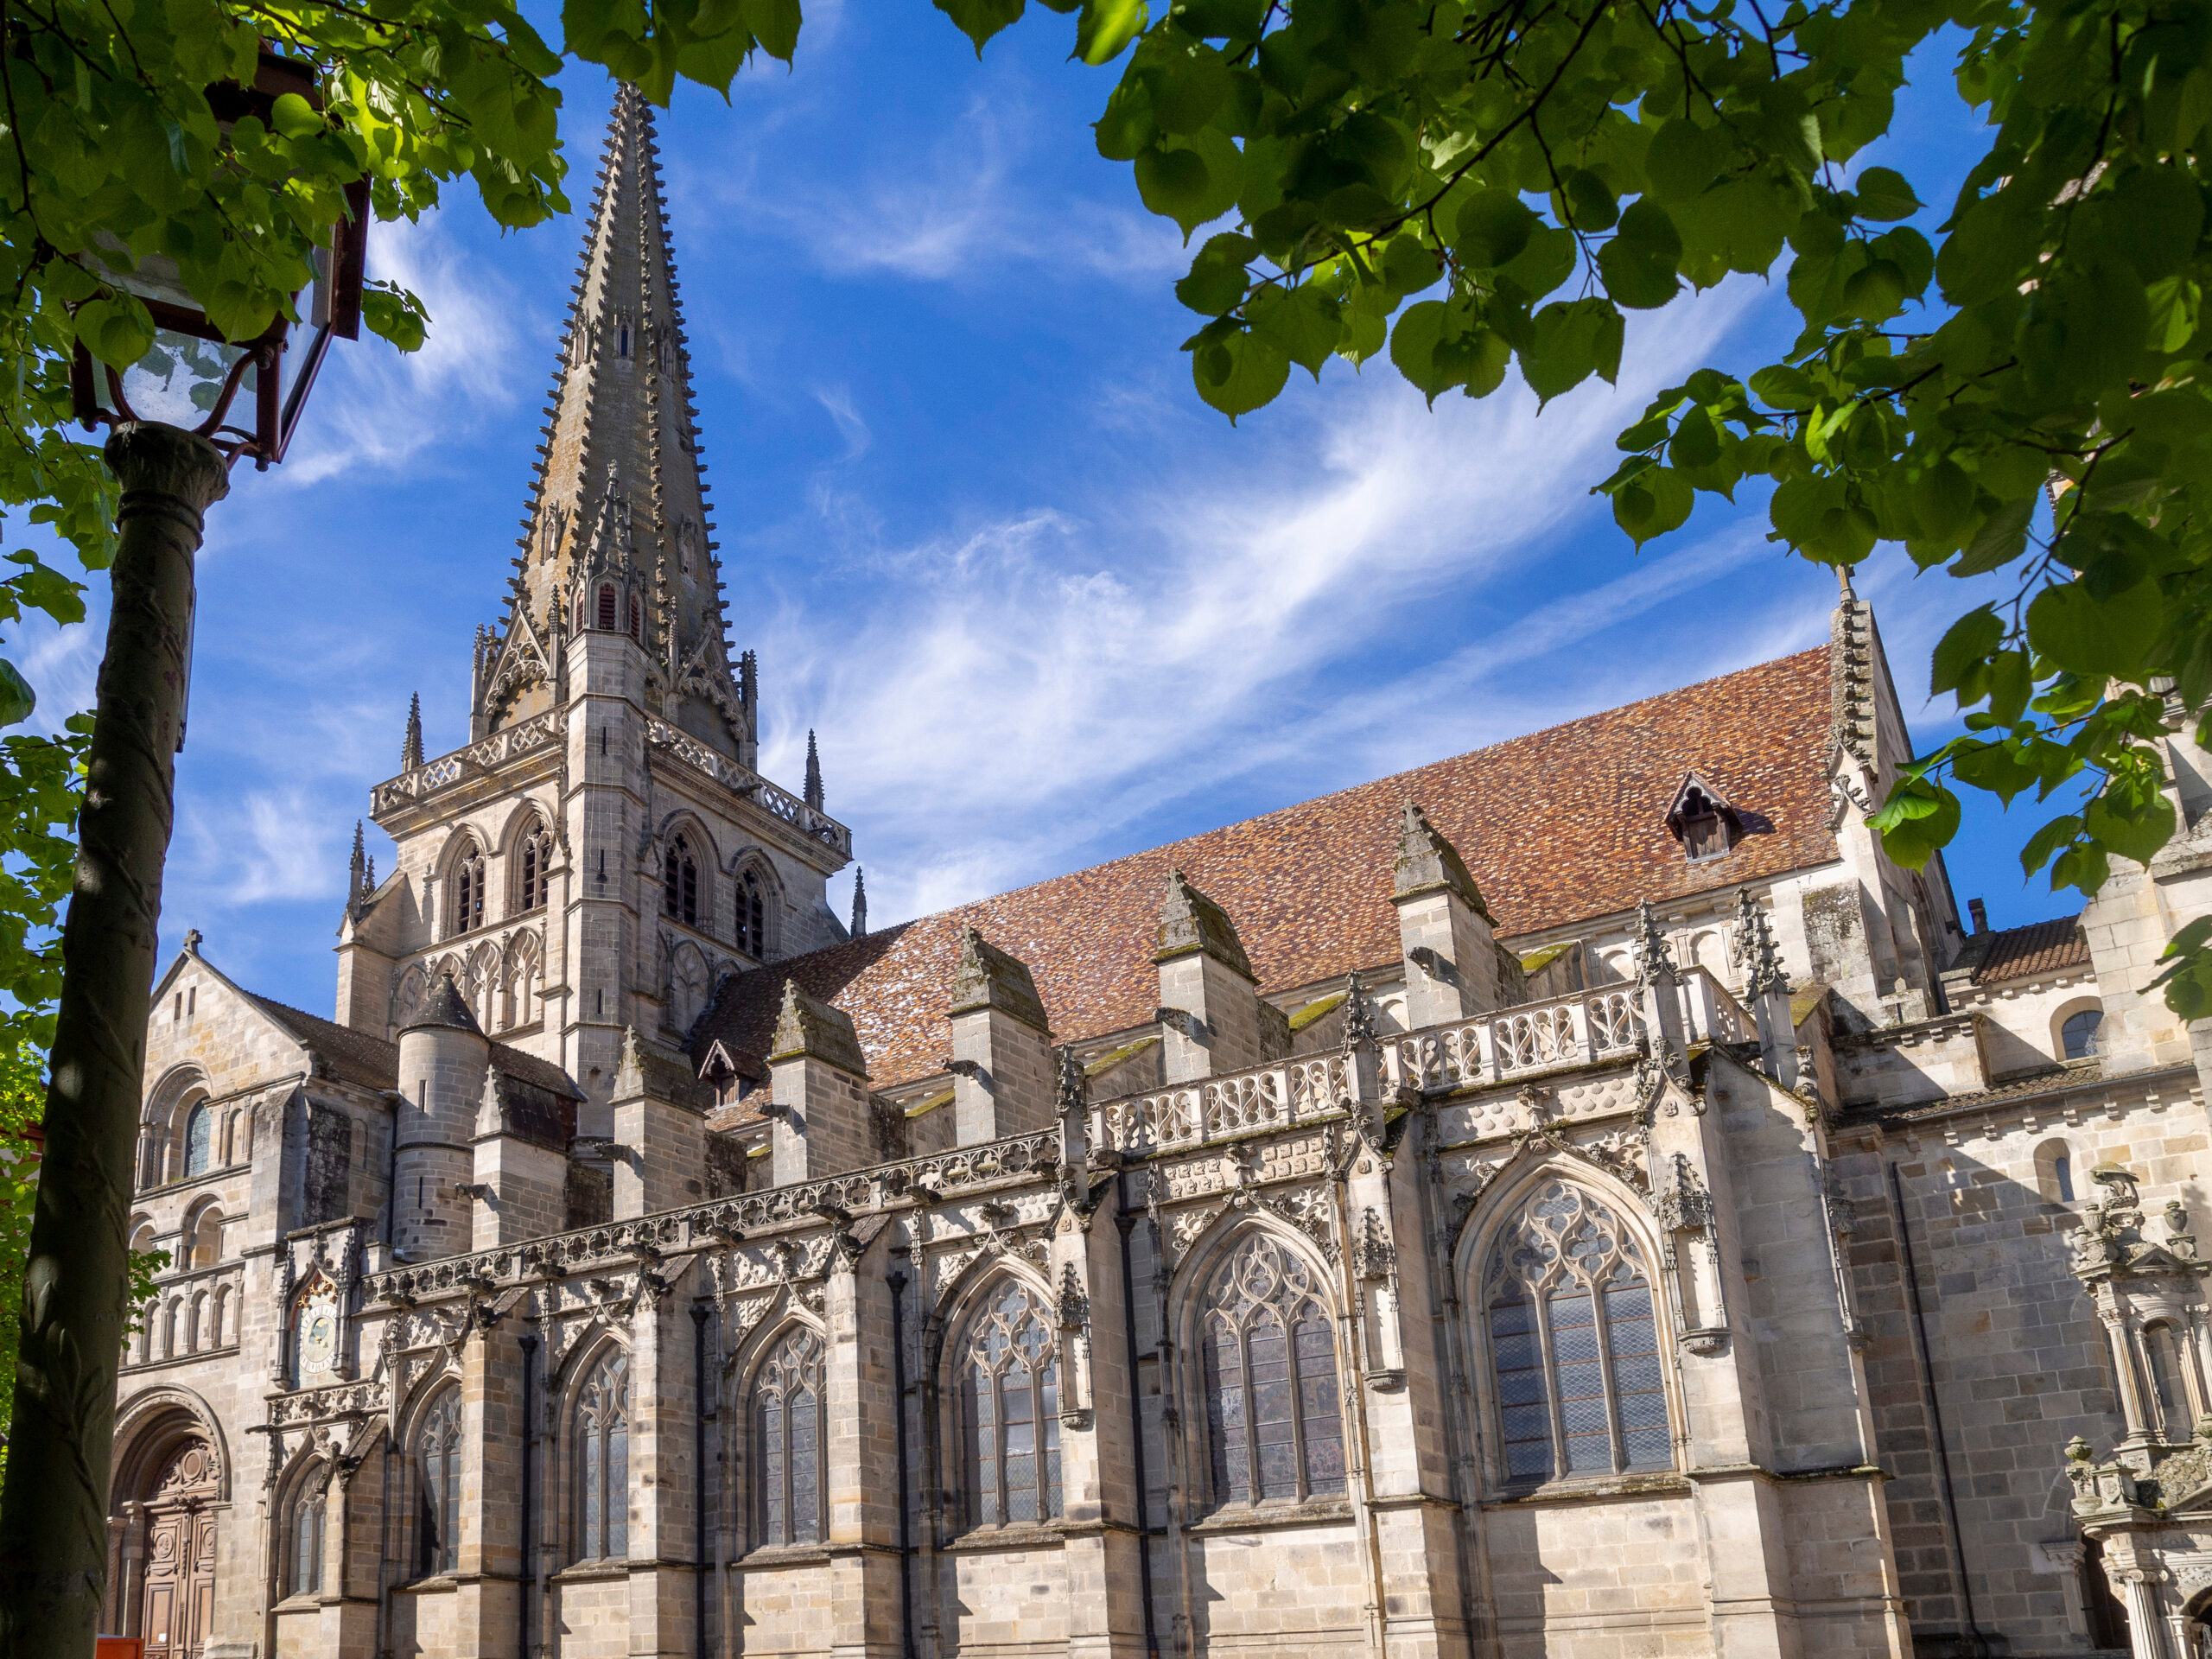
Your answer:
1664;772;1742;863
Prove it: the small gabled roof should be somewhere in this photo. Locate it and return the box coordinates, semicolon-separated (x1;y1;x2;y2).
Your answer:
1949;914;2091;984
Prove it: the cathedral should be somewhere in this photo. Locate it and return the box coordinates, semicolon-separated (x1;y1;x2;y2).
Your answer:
100;86;2212;1659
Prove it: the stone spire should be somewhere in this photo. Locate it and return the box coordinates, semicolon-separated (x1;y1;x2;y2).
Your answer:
346;821;367;918
401;693;423;771
487;82;751;758
849;867;868;937
1733;886;1791;998
804;729;823;810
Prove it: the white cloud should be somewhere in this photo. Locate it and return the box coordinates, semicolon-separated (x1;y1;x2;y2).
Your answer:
272;212;533;486
814;385;873;459
769;281;1773;928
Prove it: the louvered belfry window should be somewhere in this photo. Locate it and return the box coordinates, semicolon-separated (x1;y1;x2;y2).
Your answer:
959;1281;1062;1529
1484;1181;1670;1486
1201;1232;1345;1508
754;1326;826;1547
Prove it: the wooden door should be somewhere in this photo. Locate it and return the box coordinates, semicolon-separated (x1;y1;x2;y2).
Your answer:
137;1440;219;1659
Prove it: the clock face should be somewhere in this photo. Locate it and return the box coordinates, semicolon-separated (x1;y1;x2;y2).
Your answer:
297;1288;339;1382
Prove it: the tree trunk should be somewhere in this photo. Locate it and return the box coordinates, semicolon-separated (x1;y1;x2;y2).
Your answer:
0;423;226;1658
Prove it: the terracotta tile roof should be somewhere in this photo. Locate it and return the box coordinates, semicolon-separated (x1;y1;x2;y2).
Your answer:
253;996;582;1099
693;651;1841;1093
1955;915;2089;984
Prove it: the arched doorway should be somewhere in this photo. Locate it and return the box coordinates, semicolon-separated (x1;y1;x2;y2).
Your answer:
108;1416;222;1659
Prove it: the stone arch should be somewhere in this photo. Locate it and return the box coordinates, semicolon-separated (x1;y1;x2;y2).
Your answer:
731;849;779;960
666;937;714;1039
389;960;429;1035
932;1263;1065;1533
143;1065;211;1189
180;1198;223;1270
395;1364;465;1580
725;1309;830;1552
2051;993;2106;1063
104;1397;228;1647
1166;1216;1351;1515
501;928;544;1032
112;1384;232;1505
436;827;489;940
463;940;501;1032
499;799;556;915
656;812;718;932
273;1448;333;1600
1456;1160;1681;1491
551;1332;632;1566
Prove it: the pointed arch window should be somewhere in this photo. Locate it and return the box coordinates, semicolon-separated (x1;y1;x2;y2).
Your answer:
574;1348;630;1562
416;1389;462;1576
289;1472;326;1596
517;823;550;912
1201;1232;1346;1508
1483;1180;1670;1487
448;844;485;938
183;1104;213;1178
738;869;766;958
597;584;618;632
959;1281;1062;1529
664;835;699;926
753;1325;825;1548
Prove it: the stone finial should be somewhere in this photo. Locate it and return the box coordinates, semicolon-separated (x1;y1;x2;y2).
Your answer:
181;927;203;957
770;979;868;1077
1392;800;1492;921
1155;868;1255;980
1631;900;1677;988
401;693;423;772
1056;1043;1087;1115
804;729;823;811
950;926;1051;1032
1732;887;1791;998
615;1025;645;1097
405;970;482;1035
1340;970;1377;1048
850;867;868;938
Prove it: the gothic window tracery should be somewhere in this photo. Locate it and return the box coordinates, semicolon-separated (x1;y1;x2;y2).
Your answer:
958;1280;1062;1530
416;1389;461;1577
448;843;486;938
664;835;700;927
738;868;766;958
1483;1180;1671;1486
1199;1232;1346;1508
288;1470;325;1597
573;1348;630;1562
753;1326;825;1548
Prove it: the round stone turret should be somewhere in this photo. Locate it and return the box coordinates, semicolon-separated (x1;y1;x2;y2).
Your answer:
392;971;490;1263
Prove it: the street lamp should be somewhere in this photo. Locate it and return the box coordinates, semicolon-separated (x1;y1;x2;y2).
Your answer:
0;48;369;1659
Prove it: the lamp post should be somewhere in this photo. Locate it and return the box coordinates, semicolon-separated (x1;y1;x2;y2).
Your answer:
0;51;365;1659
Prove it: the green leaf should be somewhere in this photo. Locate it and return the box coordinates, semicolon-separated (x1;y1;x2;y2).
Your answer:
1870;777;1961;868
743;0;802;59
269;93;322;142
1075;0;1147;66
1611;465;1694;544
73;299;153;372
1930;606;2003;696
2026;577;2159;681
1953;495;2033;576
1643;118;1726;204
1748;364;1818;410
1851;165;1919;221
1189;324;1289;422
1595;200;1681;309
1248;283;1341;378
1450;188;1537;269
1175;232;1257;315
1135;131;1239;237
1521;299;1623;406
935;0;1026;53
0;664;35;730
1496;225;1576;302
1558;169;1618;232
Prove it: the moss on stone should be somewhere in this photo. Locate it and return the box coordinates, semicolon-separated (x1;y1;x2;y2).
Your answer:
1288;992;1347;1033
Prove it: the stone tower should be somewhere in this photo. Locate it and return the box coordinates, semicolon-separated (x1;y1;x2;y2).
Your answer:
338;86;853;1126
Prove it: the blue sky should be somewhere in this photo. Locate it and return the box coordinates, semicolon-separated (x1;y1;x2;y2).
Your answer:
17;5;2044;1013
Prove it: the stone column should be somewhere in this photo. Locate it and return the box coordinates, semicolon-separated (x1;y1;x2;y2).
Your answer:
766;982;874;1185
454;1318;527;1659
1052;1190;1147;1659
1154;869;1267;1083
945;928;1057;1145
2121;1568;2174;1659
824;1233;903;1659
1390;801;1503;1027
626;1281;696;1658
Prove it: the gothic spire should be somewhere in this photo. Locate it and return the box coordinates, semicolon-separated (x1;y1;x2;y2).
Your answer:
348;819;365;899
495;83;747;755
804;728;823;810
402;693;423;771
849;867;868;937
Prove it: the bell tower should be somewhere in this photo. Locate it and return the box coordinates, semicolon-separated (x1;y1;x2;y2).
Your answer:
345;87;854;1120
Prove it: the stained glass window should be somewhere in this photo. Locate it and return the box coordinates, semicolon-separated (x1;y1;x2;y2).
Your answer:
1200;1232;1345;1508
753;1326;825;1548
1483;1180;1672;1486
182;1104;212;1178
416;1389;461;1575
959;1281;1062;1529
574;1348;630;1561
